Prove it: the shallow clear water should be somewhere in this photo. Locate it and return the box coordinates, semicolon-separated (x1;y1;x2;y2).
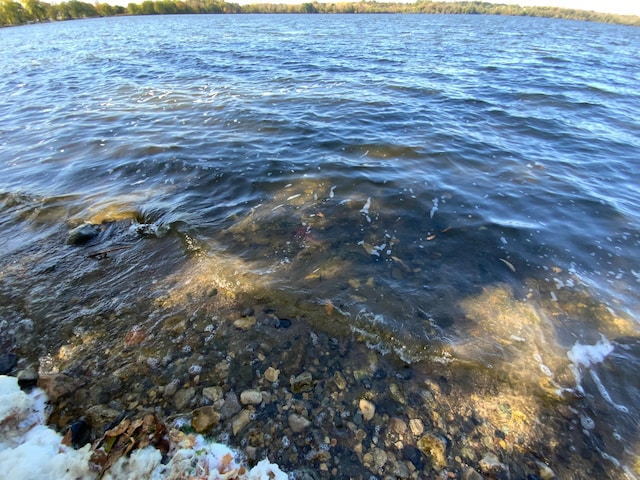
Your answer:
1;14;640;478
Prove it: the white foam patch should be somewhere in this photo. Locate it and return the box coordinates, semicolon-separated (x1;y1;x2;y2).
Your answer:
0;375;288;480
567;335;613;369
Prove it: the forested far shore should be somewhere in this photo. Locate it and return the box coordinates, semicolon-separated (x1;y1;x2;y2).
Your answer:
1;0;639;28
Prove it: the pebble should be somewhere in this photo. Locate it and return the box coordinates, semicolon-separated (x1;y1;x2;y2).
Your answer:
291;372;313;393
288;413;311;433
240;389;263;405
359;398;376;421
202;386;223;403
409;418;424;437
264;366;280;383
372;447;388;469
191;406;220;433
333;371;347;390
220;392;242;419
231;410;252;436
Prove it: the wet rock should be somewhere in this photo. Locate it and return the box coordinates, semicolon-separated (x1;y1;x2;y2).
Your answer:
241;307;255;317
86;404;122;430
479;453;507;476
67;223;101;245
174;387;196;410
191;406;220;433
288;413;311;433
417;433;447;471
359;398;376;421
65;419;91;448
17;367;38;388
0;353;17;374
462;467;483;480
232;410;252;436
163;381;179;397
220;392;242;419
240;389;263;406
389;383;406;404
264;367;280;383
37;373;79;401
291;371;313;393
233;316;256;330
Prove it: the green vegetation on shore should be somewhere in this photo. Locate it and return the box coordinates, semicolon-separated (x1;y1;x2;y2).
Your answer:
1;0;639;28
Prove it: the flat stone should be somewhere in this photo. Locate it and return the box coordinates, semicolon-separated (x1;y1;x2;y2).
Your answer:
37;373;79;402
264;367;280;383
359;398;376;421
288;413;311;433
240;389;263;405
86;404;122;429
233;316;256;330
191;406;220;433
231;410;252;436
174;387;196;410
390;417;407;435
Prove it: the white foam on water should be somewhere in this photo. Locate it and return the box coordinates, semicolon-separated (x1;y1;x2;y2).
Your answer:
567;335;614;369
567;336;629;413
0;376;288;480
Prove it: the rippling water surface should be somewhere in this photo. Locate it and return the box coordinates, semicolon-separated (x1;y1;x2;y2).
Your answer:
1;14;640;478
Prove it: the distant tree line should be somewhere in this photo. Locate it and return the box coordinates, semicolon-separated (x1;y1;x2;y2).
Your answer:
1;0;639;27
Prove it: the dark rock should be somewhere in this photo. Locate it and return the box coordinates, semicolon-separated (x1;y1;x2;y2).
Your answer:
276;318;292;329
67;223;101;245
0;353;18;374
17;367;38;388
65;419;92;448
241;307;255;317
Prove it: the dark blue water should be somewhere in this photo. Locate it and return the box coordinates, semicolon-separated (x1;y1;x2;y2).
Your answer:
1;14;640;478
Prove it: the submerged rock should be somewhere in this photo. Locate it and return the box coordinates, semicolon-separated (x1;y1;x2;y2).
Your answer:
291;372;313;393
191;406;220;434
240;389;263;406
358;398;376;421
67;223;101;245
417;433;447;471
288;413;311;433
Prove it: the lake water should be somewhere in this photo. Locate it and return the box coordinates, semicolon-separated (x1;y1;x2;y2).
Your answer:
1;13;640;479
